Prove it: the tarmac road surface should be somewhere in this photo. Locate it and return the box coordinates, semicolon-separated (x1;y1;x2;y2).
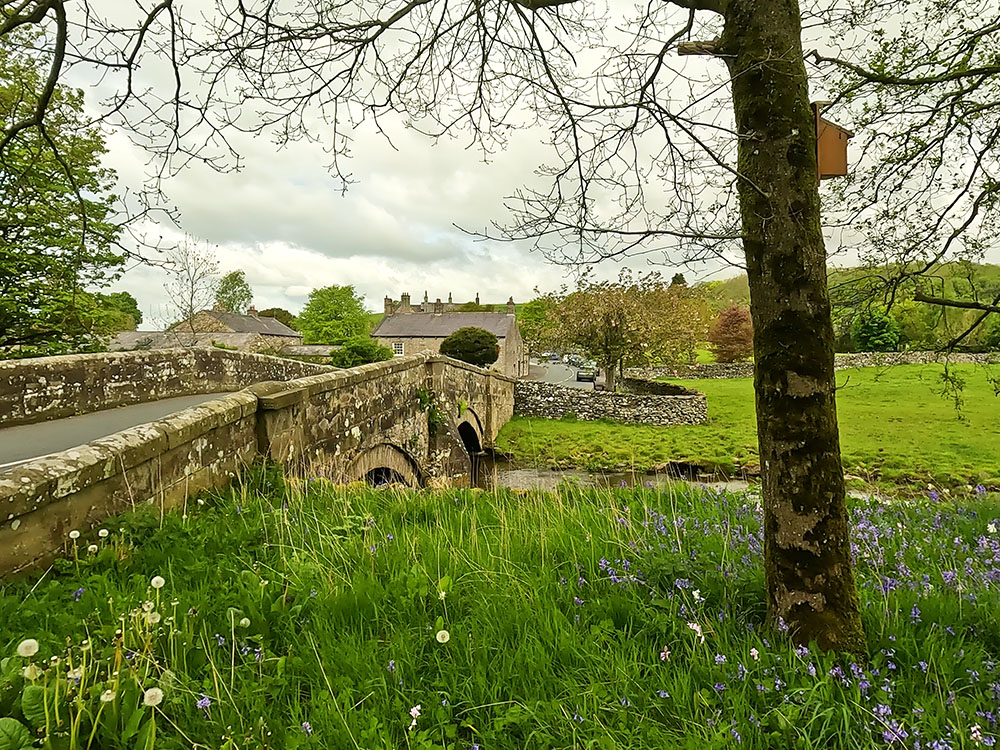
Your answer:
0;393;230;473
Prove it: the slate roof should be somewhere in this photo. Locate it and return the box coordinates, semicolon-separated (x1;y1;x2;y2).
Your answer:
373;312;515;339
109;331;260;351
204;311;300;337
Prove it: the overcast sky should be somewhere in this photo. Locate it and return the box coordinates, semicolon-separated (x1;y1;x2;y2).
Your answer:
83;1;998;329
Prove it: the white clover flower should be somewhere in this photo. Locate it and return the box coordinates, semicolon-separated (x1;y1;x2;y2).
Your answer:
16;639;39;658
435;630;450;644
100;690;116;703
150;576;165;589
87;544;98;554
22;664;41;680
438;591;447;600
67;667;83;681
69;530;80;540
989;523;997;534
238;617;250;628
142;600;154;612
146;612;161;625
98;529;109;538
143;687;164;707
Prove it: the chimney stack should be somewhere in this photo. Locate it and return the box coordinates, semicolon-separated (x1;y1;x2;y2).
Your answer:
506;296;515;315
400;293;412;314
433;298;444;314
384;296;394;316
249;305;257;315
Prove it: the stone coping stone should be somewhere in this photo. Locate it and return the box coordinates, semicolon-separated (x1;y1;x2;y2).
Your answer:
1;391;255;518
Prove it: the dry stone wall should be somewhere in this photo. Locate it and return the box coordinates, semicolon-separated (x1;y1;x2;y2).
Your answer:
514;381;706;426
0;349;331;427
626;351;1000;380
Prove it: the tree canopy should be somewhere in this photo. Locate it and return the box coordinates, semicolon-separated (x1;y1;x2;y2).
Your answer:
215;271;253;314
0;34;122;354
543;272;709;390
329;336;393;368
439;327;500;368
257;307;299;330
297;286;370;345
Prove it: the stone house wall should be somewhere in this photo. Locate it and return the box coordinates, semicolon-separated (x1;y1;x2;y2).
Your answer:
377;332;527;379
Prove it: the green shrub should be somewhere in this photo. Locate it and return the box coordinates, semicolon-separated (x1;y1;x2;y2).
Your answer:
439;327;499;367
850;310;901;352
328;336;393;368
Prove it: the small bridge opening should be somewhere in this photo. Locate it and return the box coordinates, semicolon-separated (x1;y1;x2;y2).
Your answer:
457;420;483;486
365;467;410;487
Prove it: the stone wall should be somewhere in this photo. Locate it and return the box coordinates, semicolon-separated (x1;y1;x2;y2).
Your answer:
0;391;261;575
0;349;331;427
626;351;1000;380
514;381;706;426
0;352;513;576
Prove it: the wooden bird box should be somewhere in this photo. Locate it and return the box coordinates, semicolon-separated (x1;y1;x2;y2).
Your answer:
812;102;853;180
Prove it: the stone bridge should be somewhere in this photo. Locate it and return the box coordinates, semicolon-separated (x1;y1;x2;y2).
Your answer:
0;349;513;574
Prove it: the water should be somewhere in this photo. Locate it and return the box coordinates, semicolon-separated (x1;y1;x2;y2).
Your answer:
480;457;753;494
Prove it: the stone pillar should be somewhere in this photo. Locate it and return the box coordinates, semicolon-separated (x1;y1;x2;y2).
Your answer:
506;297;515;315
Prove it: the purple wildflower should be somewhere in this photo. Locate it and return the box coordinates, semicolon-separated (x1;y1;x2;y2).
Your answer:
71;587;84;602
195;693;211;717
301;721;312;736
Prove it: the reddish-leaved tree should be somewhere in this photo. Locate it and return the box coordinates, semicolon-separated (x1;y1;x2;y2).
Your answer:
708;306;754;363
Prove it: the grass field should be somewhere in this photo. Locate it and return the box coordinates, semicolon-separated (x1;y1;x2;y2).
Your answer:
1;467;997;749
497;363;1000;488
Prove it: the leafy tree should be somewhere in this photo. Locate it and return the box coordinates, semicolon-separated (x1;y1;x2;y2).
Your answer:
850;311;902;353
329;336;393;368
298;285;370;345
983;317;1000;351
96;291;142;331
549;271;709;391
708;306;754;363
670;273;687;287
518;296;559;355
257;307;298;330
0;34;122;354
439;327;500;368
215;270;253;314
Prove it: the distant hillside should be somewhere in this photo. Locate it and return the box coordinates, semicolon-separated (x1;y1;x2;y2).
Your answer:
699;262;1000;308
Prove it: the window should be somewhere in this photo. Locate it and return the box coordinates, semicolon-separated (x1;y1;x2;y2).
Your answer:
393;342;404;356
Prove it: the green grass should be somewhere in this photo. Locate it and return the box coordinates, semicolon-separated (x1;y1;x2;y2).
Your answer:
498;363;1000;488
1;467;998;749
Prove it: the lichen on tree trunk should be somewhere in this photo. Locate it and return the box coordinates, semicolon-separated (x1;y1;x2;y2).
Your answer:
720;0;865;652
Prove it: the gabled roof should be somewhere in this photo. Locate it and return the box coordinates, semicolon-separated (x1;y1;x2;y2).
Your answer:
109;331;260;350
203;311;300;337
373;312;515;339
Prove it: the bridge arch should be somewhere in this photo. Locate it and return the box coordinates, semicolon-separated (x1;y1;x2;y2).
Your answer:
347;443;424;488
456;408;486;485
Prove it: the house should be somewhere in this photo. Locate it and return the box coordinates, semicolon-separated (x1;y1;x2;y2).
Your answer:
110;307;303;353
373;294;528;378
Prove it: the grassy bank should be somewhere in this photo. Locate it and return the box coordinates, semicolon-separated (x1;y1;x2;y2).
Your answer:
498;363;1000;488
1;468;998;748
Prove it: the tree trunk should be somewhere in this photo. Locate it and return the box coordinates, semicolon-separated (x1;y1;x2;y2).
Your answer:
720;0;865;652
603;361;617;391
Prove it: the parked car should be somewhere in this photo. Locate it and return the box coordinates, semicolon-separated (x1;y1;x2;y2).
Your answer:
548;352;561;363
576;365;597;382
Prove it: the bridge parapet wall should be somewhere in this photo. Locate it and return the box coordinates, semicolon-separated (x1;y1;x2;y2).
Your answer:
0;349;332;427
